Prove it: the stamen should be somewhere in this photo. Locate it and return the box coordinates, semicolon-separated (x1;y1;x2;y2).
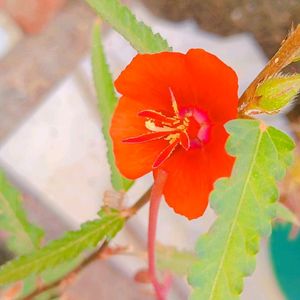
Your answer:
180;131;190;150
123;92;211;168
139;110;175;124
145;120;175;133
165;133;180;144
123;131;170;143
169;88;179;116
153;140;179;168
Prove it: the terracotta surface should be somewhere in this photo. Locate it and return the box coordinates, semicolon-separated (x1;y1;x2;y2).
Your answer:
4;0;67;33
0;0;95;142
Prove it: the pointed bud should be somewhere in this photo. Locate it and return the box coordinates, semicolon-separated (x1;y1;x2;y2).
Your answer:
254;75;300;113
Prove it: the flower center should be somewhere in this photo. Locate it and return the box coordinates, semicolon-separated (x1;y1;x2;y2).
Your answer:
123;89;211;168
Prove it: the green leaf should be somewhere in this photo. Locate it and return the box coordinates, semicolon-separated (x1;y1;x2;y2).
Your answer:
92;23;133;191
274;202;300;226
86;0;170;53
41;258;81;284
189;119;295;300
0;208;125;285
0;171;44;255
19;259;82;299
21;259;82;300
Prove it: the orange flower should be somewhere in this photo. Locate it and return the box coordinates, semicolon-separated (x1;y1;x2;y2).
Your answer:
110;49;238;219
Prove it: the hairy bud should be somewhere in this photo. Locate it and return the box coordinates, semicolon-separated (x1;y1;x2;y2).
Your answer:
254;75;300;113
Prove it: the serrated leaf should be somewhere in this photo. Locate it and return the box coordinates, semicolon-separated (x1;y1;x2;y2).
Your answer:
0;171;44;255
189;119;295;300
86;0;170;53
92;23;133;191
0;208;125;285
19;259;82;299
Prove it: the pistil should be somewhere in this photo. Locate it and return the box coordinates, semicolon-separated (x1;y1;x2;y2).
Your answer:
122;89;211;168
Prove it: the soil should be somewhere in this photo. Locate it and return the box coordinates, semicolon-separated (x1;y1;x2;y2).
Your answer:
142;0;300;58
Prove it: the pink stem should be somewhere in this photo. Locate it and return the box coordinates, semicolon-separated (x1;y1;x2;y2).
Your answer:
148;169;172;300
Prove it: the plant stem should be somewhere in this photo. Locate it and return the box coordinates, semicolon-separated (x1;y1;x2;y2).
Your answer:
148;170;171;300
126;187;152;216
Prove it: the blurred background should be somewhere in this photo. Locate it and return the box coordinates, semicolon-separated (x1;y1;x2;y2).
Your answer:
0;0;300;299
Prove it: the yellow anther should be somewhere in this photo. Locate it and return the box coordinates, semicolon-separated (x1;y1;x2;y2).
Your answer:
165;133;180;144
177;124;186;130
145;120;174;132
183;118;190;126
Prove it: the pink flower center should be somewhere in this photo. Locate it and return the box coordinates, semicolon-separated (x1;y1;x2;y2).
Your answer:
123;89;211;168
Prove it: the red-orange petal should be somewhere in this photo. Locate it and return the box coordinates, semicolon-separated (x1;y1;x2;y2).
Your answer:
115;52;192;114
110;96;169;179
155;124;234;220
111;50;238;217
153;140;179;169
205;124;235;181
185;49;238;122
115;50;238;123
155;148;211;220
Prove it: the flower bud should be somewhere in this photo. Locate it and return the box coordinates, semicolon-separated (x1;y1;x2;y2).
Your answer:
255;75;300;113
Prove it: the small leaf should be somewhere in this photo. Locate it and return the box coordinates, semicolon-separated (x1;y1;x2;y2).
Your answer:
254;75;300;113
0;170;44;255
189;119;295;300
0;208;125;285
86;0;170;53
275;202;300;226
92;22;133;191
